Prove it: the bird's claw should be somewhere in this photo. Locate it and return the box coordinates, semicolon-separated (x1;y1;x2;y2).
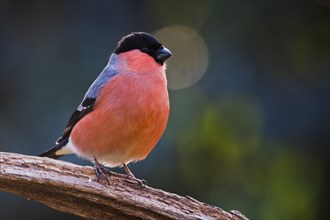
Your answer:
127;173;147;188
94;158;111;185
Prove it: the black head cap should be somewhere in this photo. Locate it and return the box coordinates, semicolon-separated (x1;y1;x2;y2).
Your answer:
114;32;172;65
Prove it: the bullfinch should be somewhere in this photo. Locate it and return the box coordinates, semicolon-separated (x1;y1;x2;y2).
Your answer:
39;32;172;186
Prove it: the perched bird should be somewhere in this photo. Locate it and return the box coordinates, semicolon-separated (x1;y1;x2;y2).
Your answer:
39;32;172;186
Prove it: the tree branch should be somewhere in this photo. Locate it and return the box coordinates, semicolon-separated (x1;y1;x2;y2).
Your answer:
0;152;248;220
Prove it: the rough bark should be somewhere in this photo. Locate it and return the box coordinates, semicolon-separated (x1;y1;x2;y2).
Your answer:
0;152;248;220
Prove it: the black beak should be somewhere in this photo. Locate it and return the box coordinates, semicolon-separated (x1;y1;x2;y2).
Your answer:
156;47;172;64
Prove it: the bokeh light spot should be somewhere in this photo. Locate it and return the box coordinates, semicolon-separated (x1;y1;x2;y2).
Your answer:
154;25;209;90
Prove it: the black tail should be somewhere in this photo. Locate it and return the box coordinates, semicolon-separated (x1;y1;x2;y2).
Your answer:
39;138;69;159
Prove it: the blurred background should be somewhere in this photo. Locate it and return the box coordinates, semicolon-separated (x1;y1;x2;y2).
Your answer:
1;1;329;219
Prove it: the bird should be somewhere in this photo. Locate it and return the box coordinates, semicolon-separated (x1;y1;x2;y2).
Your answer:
39;32;172;186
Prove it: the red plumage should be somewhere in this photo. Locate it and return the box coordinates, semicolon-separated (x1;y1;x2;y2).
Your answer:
70;50;169;167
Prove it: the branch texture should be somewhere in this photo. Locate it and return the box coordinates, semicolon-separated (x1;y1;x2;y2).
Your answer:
0;152;248;220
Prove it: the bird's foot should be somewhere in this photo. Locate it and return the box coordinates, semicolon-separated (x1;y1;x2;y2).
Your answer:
94;158;111;185
123;163;147;188
126;173;147;188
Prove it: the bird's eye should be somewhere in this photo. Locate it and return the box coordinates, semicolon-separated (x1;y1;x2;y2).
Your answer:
141;47;149;53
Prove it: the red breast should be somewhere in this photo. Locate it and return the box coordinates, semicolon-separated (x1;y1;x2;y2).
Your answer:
70;50;169;167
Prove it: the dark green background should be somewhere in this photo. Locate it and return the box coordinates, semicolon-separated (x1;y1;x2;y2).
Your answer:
1;1;329;219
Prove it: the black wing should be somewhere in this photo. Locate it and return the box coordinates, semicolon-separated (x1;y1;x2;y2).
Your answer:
56;97;96;143
39;97;96;158
39;57;119;158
